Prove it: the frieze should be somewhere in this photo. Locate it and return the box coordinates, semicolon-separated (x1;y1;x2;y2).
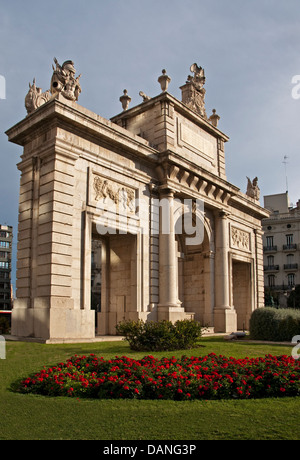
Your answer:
93;174;135;213
230;226;251;252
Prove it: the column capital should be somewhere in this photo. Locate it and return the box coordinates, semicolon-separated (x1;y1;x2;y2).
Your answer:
254;227;264;236
158;186;176;198
219;209;230;219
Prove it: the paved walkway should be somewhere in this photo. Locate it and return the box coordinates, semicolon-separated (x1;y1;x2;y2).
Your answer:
4;334;125;344
3;332;294;346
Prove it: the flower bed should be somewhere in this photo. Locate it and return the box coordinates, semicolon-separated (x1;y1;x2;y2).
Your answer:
16;353;300;400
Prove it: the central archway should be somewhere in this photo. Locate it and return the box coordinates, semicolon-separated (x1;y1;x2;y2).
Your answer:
175;207;215;327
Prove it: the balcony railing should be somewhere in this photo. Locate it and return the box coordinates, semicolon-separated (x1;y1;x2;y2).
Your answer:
283;244;297;251
284;263;298;270
266;284;297;291
264;265;280;271
264;246;277;252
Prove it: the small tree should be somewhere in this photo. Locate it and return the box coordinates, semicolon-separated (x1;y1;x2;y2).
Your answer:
287;285;300;309
0;317;10;334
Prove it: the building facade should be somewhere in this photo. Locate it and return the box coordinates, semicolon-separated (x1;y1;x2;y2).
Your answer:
6;60;269;342
0;225;13;311
263;192;300;307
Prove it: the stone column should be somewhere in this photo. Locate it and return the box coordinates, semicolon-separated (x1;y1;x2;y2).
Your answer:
254;228;265;309
157;189;185;321
203;250;215;327
11;158;35;337
214;210;237;332
97;239;110;335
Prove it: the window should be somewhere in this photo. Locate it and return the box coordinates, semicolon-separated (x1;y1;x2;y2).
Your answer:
288;274;295;286
286;234;294;245
268;275;275;287
287;254;294;265
0;241;9;248
266;236;274;248
0;262;9;269
267;255;274;267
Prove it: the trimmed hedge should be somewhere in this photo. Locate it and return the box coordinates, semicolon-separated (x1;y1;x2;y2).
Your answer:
249;307;300;342
116;319;203;351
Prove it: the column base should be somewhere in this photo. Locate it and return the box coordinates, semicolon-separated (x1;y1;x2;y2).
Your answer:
11;298;95;341
11;299;33;338
157;304;187;322
98;310;157;336
213;308;237;333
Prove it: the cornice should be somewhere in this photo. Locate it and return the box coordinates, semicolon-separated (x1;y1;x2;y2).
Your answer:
6;94;159;163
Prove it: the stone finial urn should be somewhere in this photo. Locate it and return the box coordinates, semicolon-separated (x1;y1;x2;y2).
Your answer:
158;69;171;92
120;89;131;111
208;109;220;127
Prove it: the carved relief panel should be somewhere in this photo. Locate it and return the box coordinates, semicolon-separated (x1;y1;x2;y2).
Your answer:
230;226;251;253
90;171;136;215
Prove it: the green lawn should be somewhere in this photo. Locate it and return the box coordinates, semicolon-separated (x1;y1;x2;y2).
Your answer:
1;337;300;440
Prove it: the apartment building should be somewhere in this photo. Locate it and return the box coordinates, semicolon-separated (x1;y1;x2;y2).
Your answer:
0;225;13;310
262;193;300;307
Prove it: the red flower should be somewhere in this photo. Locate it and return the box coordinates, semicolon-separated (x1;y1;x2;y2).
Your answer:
18;353;300;401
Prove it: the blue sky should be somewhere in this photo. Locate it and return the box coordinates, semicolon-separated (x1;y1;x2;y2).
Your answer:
1;0;300;288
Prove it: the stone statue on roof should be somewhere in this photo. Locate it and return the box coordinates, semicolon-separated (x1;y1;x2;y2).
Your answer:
25;58;82;115
246;177;260;201
24;78;51;115
180;63;207;119
50;58;81;101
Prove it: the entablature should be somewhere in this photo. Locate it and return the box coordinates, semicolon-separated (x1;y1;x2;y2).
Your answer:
6;94;159;164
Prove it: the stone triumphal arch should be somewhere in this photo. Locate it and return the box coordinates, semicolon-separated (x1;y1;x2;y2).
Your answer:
6;60;269;342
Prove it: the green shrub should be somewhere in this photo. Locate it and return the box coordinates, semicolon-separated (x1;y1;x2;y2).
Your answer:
116;319;203;351
249;307;300;342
